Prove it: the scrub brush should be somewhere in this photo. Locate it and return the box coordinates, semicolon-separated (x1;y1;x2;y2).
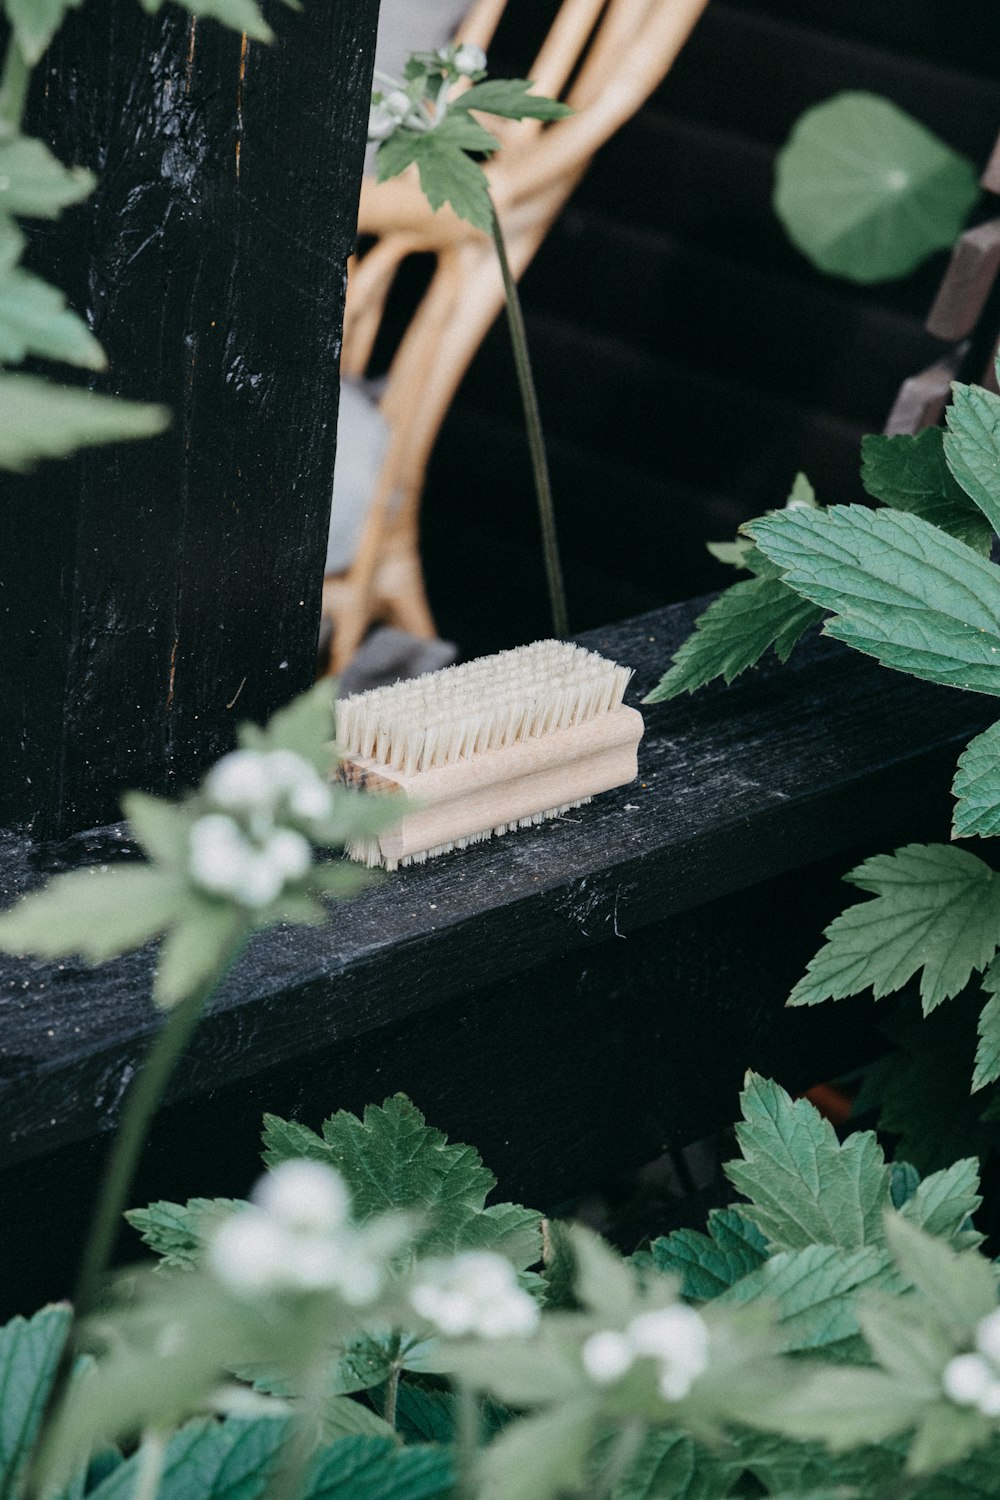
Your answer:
336;639;644;870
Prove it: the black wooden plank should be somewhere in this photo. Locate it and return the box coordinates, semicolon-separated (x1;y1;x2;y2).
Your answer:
1;0;380;837
0;599;993;1175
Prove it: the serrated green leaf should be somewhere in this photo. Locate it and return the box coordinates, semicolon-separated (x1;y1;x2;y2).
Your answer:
4;0;85;64
121;791;194;868
262;1096;541;1268
774;92;979;283
898;1159;983;1247
0;373;169;472
88;1417;286;1500
883;1216;997;1336
856;1296;951;1390
732;1430;901;1497
567;1225;637;1323
456;79;572;123
725;1073;891;1251
861;430;993;556
307;1432;453;1500
952;721;1000;839
138;0;273;43
240;680;336;775
716;1244;898;1354
973;981;1000;1091
0;261;106;369
748;505;1000;696
0;864;183;962
944;381;1000;536
0;1304;72;1497
610;1428;735;1500
788;844;1000;1014
910;1432;1000;1495
125;1197;244;1269
0;135;94;217
647;1209;768;1300
758;1365;927;1450
430;112;501;155
906;1401;986;1477
394;1385;509;1449
642;575;822;701
152;899;249;1008
376;132;492;232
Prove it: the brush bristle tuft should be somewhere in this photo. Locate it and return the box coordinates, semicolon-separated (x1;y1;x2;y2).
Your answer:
345;796;592;871
336;640;631;777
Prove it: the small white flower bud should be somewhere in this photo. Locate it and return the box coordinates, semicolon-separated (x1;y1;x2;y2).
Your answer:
254;1160;350;1235
206;751;273;809
976;1308;1000;1366
453;43;486;75
189;814;252;895
582;1330;634;1384
628;1305;709;1402
289;778;332;821
409;1251;539;1339
265;827;312;881
979;1379;1000;1418
209;1210;294;1294
944;1353;994;1407
234;853;285;909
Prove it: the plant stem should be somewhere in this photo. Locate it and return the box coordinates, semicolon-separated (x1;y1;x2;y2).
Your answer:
490;199;569;640
590;1421;644;1500
0;33;31;130
383;1362;402;1429
454;1382;481;1500
131;1431;168;1500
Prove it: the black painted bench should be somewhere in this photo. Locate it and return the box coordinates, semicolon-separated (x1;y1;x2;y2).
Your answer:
0;598;992;1318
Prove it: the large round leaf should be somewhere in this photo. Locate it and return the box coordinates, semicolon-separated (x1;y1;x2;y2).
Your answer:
774;92;979;284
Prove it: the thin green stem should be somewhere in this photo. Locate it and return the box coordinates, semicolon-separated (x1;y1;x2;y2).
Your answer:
383;1360;402;1429
131;1431;169;1500
0;33;31;131
589;1421;644;1500
454;1382;481;1500
490;199;569;640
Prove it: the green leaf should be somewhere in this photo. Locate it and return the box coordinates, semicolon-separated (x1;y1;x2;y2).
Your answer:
646;1209;768;1300
567;1225;637;1323
456;79;572;123
430;111;501;155
137;0;273;43
262;1095;542;1267
856;1296;951;1390
883;1215;997;1336
4;0;85;64
0;225;105;369
758;1365;927;1449
716;1244;898;1354
376;132;493;233
304;1434;453;1500
152;899;249;1008
610;1428;735;1499
952;721;1000;839
241;680;336;775
0;136;94;218
642;574;822;701
974;977;1000;1091
476;1399;596;1500
0;1305;71;1497
732;1431;901;1497
725;1073;892;1251
125;1197;244;1269
88;1418;286;1500
121;791;194;868
747;505;1000;696
0;373;170;472
0;864;183;962
861;430;993;556
394;1386;509;1449
897;1159;983;1247
906;1402;986;1477
944;381;1000;536
787;844;1000;1013
773;92;979;283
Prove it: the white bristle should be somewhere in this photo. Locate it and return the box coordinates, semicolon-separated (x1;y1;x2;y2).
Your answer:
345;797;593;872
336;641;632;776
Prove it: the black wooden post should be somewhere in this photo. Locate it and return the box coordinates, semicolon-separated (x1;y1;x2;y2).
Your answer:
0;0;380;836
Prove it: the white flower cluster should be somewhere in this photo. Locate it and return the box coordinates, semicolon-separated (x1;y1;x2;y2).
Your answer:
368;89;415;141
444;43;487;76
209;1160;400;1301
582;1305;709;1402
943;1308;1000;1417
188;749;332;909
408;1250;539;1339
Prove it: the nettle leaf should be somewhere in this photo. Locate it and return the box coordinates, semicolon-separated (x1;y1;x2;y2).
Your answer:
861;429;993;557
646;1208;769;1300
431;111;501;155
0;373;170;473
725;1073;891;1251
262;1095;542;1268
302;1432;454;1500
138;0;273;44
611;1427;736;1500
748;505;1000;696
898;1159;983;1248
974;971;1000;1091
0;1305;71;1497
787;844;1000;1014
759;1365;927;1451
0;864;183;962
883;1215;997;1336
0;135;94;217
642;575;822;701
88;1417;286;1500
376;132;492;233
125;1197;244;1268
4;0;85;65
716;1243;899;1355
944;381;1000;536
0;224;105;369
732;1431;902;1497
773;92;979;283
153;899;249;1008
952;721;1000;839
456;79;572;123
475;1399;596;1500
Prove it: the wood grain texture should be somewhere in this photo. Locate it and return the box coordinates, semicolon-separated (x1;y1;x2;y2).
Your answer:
1;0;380;836
0;597;992;1175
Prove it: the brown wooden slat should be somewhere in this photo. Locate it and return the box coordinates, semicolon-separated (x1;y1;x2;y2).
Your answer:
926;219;1000;339
884;348;965;434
